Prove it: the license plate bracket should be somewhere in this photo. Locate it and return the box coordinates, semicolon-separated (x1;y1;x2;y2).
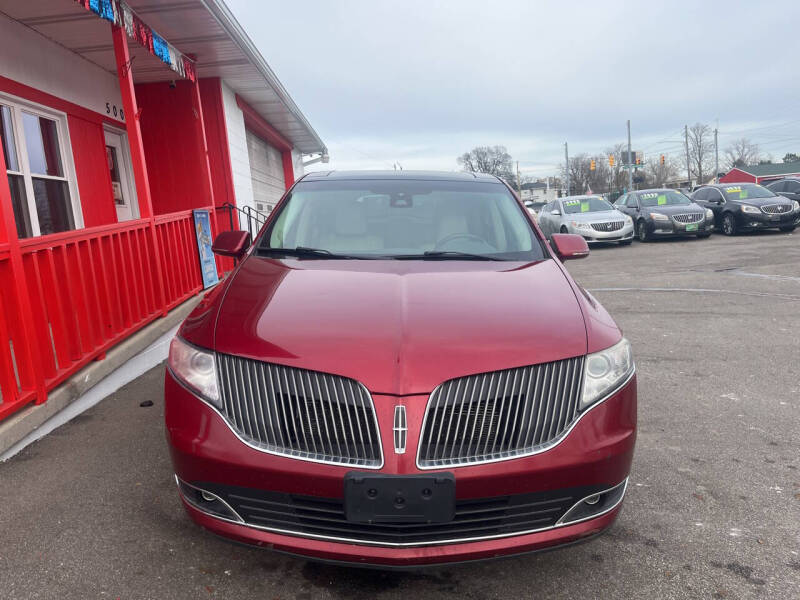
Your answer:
344;472;455;523
686;223;698;231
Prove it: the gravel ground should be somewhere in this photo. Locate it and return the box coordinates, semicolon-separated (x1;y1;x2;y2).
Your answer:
1;230;799;599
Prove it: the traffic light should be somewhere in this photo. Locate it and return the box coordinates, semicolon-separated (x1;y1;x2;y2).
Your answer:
609;154;615;167
635;154;642;165
590;159;596;171
660;154;665;165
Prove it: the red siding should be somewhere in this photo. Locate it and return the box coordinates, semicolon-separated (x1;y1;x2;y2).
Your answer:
134;81;208;215
719;168;757;184
67;115;117;227
198;78;236;209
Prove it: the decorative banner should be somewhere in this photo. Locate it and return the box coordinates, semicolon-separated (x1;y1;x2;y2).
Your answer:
193;210;219;289
74;0;196;82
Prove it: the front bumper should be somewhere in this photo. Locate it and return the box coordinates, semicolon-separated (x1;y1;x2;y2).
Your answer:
165;372;637;566
568;222;634;242
645;218;714;236
736;211;800;230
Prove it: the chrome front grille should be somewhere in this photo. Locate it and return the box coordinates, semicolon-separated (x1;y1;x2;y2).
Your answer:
761;203;792;214
418;356;585;468
216;355;382;467
590;221;624;232
672;212;704;223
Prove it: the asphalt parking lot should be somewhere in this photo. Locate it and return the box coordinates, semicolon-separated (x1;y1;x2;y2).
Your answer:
1;230;799;600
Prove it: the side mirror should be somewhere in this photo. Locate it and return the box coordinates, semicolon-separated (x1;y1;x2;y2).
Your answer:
551;209;561;216
551;233;590;261
524;200;534;207
212;230;251;259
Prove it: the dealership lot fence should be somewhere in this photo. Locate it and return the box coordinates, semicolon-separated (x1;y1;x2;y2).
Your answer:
0;207;233;422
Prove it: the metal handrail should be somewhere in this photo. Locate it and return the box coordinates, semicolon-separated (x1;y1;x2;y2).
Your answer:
221;202;269;239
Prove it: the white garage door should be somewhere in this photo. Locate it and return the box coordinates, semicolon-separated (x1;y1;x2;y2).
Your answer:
246;129;285;214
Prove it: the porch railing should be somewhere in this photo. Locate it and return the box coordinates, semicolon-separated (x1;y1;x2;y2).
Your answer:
0;208;220;422
221;202;269;239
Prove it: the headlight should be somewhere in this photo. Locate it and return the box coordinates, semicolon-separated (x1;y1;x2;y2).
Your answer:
570;221;592;230
705;208;714;220
581;338;634;410
741;204;760;214
650;212;669;221
793;200;800;212
624;215;633;224
168;337;221;408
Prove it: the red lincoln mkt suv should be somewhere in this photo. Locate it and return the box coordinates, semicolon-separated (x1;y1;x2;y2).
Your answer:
164;170;637;567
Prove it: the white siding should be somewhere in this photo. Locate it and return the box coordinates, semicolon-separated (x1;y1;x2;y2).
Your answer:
291;148;304;181
246;129;285;213
220;80;254;227
0;13;123;120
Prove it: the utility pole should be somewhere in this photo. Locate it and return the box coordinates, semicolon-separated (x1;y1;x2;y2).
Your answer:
684;125;691;187
564;142;570;196
626;120;633;192
714;124;719;183
516;161;522;197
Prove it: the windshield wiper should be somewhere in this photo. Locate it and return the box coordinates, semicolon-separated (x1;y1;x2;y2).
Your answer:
256;246;363;259
391;251;503;261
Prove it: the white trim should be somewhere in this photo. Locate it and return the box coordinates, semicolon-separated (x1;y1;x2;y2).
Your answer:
0;90;83;236
103;126;139;221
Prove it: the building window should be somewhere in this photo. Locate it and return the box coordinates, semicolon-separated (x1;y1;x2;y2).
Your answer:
0;96;79;238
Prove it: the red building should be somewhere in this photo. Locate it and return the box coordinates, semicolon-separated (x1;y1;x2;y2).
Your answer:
0;0;326;423
719;161;800;185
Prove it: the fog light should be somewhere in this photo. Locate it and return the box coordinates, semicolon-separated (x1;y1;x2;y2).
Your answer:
201;491;216;502
585;494;600;505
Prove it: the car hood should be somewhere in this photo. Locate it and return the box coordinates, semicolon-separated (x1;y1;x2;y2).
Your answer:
566;210;627;223
205;257;589;395
737;198;789;207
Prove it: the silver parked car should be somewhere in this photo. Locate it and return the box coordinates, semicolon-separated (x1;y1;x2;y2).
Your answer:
538;195;634;245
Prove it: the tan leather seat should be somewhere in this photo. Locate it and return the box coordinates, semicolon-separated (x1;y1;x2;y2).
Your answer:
319;201;382;253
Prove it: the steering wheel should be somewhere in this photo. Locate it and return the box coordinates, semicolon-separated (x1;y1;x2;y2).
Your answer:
434;232;487;249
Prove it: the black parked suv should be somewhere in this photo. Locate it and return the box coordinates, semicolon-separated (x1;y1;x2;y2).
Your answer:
614;188;714;242
764;178;800;202
693;183;800;235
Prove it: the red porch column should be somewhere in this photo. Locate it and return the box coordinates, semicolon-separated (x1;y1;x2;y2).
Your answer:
187;68;216;219
0;130;47;408
111;24;168;316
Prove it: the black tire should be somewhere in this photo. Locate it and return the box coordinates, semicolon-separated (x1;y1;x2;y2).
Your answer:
636;220;650;242
696;233;711;239
779;225;796;233
560;225;568;234
619;239;633;246
722;213;737;236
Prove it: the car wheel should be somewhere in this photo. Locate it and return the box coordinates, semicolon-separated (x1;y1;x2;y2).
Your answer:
636;220;650;242
619;239;632;246
560;226;568;234
779;225;796;232
696;233;711;239
722;213;736;236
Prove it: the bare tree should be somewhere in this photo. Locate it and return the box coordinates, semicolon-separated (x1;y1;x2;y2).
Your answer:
457;146;514;184
724;138;761;169
687;123;715;184
783;153;800;163
645;156;680;187
604;143;628;193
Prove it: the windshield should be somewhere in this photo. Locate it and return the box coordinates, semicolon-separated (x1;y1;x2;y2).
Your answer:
261;179;545;260
639;190;691;207
721;184;776;201
562;197;614;214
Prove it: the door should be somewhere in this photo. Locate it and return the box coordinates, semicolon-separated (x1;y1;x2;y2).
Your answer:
104;129;137;222
246;129;286;214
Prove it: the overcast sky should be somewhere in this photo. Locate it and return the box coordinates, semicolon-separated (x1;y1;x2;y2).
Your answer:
227;0;800;177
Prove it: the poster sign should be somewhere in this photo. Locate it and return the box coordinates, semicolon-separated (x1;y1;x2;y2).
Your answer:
193;209;219;289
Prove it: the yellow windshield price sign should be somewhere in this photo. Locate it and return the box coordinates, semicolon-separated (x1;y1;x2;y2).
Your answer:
581;202;590;212
657;195;667;205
